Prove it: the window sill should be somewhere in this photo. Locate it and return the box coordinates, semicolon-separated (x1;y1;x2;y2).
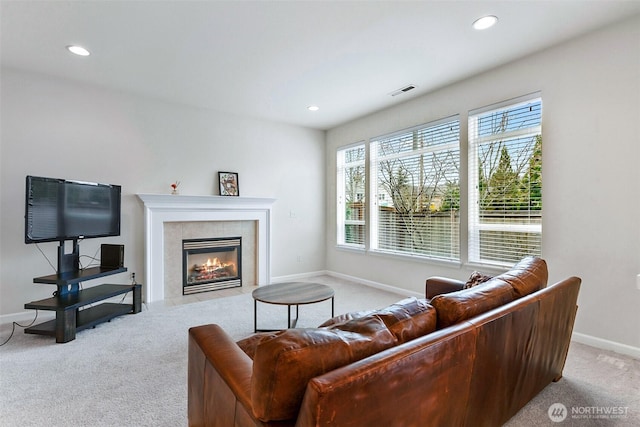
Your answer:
368;249;461;268
335;244;366;254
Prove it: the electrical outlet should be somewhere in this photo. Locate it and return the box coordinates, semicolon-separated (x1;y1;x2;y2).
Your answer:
296;255;302;262
636;274;640;290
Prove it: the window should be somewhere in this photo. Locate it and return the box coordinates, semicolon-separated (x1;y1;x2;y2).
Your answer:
337;143;366;248
468;95;542;266
335;93;541;268
370;117;460;261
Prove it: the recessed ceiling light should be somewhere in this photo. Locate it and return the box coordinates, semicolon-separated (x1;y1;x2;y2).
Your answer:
307;105;319;111
66;45;91;56
472;15;498;30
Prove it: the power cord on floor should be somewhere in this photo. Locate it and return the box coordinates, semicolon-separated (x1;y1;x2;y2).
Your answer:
0;310;39;346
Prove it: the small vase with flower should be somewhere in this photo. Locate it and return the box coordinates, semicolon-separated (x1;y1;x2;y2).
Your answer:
170;181;180;195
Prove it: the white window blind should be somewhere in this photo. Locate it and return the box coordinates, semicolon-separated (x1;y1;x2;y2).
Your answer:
371;117;460;261
468;95;542;266
337;143;366;248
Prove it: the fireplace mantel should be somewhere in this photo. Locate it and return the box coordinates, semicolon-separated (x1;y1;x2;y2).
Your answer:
137;194;275;303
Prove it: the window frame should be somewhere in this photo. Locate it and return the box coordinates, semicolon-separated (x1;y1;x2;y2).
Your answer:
467;94;543;267
336;142;366;249
369;116;461;262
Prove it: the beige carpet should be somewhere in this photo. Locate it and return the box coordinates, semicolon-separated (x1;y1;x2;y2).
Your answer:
1;275;638;426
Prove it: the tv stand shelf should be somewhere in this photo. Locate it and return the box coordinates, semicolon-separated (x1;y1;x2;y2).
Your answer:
33;266;128;286
25;268;141;343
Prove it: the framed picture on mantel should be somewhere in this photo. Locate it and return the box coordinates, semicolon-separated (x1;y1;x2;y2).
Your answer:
218;172;239;196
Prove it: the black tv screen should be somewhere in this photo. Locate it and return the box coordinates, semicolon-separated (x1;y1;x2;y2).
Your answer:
25;176;121;244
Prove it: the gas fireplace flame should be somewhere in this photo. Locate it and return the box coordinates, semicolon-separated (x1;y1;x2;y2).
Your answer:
187;256;238;285
204;257;229;270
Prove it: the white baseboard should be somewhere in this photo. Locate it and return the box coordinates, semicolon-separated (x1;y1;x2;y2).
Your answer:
270;270;421;298
324;270;423;299
572;332;640;360
0;310;55;327
270;270;331;283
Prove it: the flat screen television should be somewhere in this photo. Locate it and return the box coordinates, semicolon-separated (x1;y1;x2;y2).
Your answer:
25;175;121;244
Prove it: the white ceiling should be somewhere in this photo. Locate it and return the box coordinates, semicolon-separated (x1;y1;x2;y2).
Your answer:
2;1;639;130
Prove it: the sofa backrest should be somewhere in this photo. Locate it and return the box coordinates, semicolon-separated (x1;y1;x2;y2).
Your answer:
294;276;581;427
430;256;548;328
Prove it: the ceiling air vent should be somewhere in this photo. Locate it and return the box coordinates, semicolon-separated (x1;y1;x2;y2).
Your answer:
390;84;417;97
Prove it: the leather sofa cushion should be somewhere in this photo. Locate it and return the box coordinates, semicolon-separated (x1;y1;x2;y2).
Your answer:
317;310;374;327
319;297;436;344
430;278;516;328
430;257;548;328
239;309;381;360
499;256;548;298
236;331;279;360
251;315;397;421
373;297;437;343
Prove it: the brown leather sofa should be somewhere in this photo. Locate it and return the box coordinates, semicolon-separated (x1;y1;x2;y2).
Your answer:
188;257;581;426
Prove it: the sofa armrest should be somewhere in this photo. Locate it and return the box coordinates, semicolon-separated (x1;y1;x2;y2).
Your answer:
188;324;254;426
425;277;465;299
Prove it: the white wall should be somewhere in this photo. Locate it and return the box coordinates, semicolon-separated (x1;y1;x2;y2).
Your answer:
326;17;640;353
0;68;326;316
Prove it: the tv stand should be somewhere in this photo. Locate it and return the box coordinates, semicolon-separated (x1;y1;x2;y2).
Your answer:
24;266;141;343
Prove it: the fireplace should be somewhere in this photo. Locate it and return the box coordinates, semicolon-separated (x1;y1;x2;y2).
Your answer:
137;193;274;303
182;237;242;294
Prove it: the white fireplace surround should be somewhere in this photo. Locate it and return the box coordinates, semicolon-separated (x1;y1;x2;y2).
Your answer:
137;194;275;303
